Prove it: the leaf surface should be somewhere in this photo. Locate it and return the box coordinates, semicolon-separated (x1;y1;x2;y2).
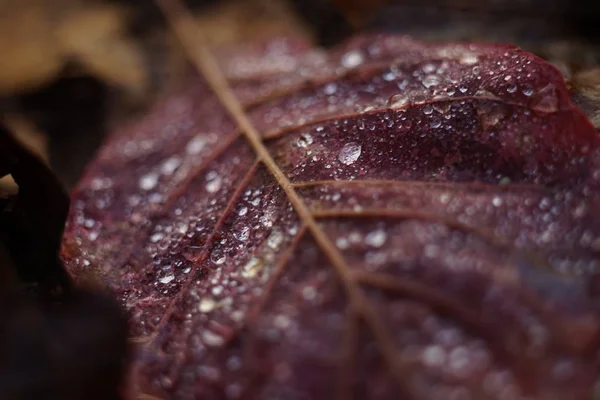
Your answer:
61;11;600;400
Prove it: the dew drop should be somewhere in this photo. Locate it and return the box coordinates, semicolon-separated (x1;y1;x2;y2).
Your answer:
186;135;208;154
532;84;558;114
159;274;175;284
206;175;222;193
202;330;225;347
323;83;337;95
422;74;441;88
341;50;364;68
388;94;408;108
460;54;479;65
139;173;158;191
338;142;362;165
238;206;248;216
506;84;517;93
365;229;387;248
297;133;313;148
150;232;164;243
522;85;534;97
241;257;264;278
211;250;226;265
267;229;284;250
430;117;442;129
160;157;181;175
199;298;218;313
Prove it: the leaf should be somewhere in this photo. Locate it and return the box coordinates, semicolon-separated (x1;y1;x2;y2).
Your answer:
0;0;147;97
61;2;600;399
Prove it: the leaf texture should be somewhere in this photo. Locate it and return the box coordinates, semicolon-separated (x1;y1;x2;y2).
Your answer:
61;5;600;399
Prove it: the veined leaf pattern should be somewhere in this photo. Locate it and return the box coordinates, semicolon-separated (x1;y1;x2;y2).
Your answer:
61;1;600;399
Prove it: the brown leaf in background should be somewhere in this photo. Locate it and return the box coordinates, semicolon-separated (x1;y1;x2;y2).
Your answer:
0;0;147;97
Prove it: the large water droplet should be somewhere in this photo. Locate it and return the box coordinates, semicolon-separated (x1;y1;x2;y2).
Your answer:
338;142;362;165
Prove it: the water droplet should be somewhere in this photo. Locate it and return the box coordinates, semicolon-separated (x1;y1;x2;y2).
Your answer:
234;226;250;241
160;157;181;175
532;84;558;114
267;229;284;250
139;173;158;191
422;345;446;367
460;54;479;65
238;206;248;216
241;257;264;278
202;330;224;347
341;50;364;68
186;135;208;154
422;74;441;88
323;83;337;95
338;142;362;165
150;232;164;243
297;133;313;148
365;229;387;248
522;85;534;97
506;84;517;93
206;175;222;193
492;197;503;207
336;237;349;249
430;117;442;129
199;298;218;313
159;274;175;284
459;86;468;94
388;94;408;108
211;250;226;265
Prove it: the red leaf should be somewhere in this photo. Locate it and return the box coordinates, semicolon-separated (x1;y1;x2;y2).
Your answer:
62;26;600;400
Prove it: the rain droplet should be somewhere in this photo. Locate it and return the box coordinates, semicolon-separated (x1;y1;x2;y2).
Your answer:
159;274;175;284
150;232;164;243
206;175;222;193
211;250;226;265
388;94;408;108
202;330;225;347
160;157;181;175
323;83;337;95
297;133;313;148
238;206;248;216
199;298;218;313
506;84;517;93
139;173;158;191
422;74;441;88
430;117;442;129
267;229;284;250
460;54;479;65
522;85;534;97
186;135;208;154
532;84;558;114
338;142;362;165
241;257;264;278
365;229;387;248
341;50;364;68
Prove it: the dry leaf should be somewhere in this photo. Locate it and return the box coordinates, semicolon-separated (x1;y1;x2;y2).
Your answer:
0;0;147;97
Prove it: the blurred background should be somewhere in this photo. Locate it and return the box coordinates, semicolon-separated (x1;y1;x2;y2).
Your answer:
0;0;598;188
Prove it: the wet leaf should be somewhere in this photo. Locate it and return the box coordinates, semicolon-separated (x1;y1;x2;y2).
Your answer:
62;13;600;400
